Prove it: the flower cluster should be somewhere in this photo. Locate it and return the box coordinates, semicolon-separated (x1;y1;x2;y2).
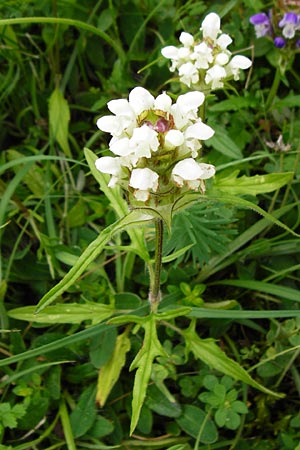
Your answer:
95;87;215;204
250;10;300;48
161;12;252;92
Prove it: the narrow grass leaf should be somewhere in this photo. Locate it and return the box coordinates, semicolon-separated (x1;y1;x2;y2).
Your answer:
49;88;71;157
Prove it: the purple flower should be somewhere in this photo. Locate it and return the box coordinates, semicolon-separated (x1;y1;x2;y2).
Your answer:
274;36;286;48
249;12;272;38
278;12;300;39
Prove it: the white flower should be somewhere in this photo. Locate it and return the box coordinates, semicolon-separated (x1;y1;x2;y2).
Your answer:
205;64;227;89
129;168;159;201
178;62;199;87
161;12;252;91
226;55;252;80
201;12;221;41
172;158;215;191
95;156;122;187
129;125;160;159
164;130;184;149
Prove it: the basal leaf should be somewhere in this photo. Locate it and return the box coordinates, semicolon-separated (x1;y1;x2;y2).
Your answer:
212;171;293;196
96;328;131;407
49;88;71;157
183;321;284;398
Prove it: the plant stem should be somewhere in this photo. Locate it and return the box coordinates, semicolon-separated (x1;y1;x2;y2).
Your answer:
149;218;163;313
265;66;281;111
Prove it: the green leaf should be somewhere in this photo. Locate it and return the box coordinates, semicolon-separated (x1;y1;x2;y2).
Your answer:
70;385;97;438
36;210;152;313
212;171;293;196
129;314;167;434
146;384;182;418
176;405;218;443
208;125;243;159
96;328;131;407
49;88;71;156
183;321;284;398
8;303;114;324
213;279;300;303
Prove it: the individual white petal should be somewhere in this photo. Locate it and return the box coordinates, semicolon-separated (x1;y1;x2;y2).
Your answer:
215;52;230;66
161;45;179;59
230;55;252;69
129;87;154;115
205;64;226;89
185;122;215;140
110;137;132;156
164;130;184;149
172;158;204;181
154;92;172;111
129;167;159;191
176;91;205;114
179;31;194;46
201;12;221;40
216;33;232;49
107;98;133;116
95;156;121;175
97;115;119;133
197;163;216;179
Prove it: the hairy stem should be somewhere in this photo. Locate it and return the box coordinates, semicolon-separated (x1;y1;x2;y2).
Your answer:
149;219;164;312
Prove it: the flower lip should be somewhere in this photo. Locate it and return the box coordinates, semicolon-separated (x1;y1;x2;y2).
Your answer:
249;12;270;25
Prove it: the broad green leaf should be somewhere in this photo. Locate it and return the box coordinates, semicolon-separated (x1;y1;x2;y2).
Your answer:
8;303;114;325
146;384;181;417
129;314;167;434
183;321;283;398
49;88;71;156
36;210;152;313
96;328;131;406
212;170;293;196
176;405;218;443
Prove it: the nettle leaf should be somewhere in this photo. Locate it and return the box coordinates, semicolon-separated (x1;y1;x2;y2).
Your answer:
49;88;71;157
129;314;168;434
96;327;131;407
183;321;284;399
163;201;236;265
212;170;293;196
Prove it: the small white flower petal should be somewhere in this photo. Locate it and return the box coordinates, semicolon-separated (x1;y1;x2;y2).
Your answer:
216;33;232;49
172;158;204;181
110;137;132;156
215;52;230;66
97;115;119;133
176;91;205;114
179;31;194;46
197;163;216;179
154;92;172;111
230;55;252;69
129;87;154;115
129;167;159;191
161;45;179;59
201;12;221;40
107;98;133;116
185;122;215;140
95;156;121;175
165;130;184;149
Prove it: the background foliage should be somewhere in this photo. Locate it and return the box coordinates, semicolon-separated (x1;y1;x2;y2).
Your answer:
1;0;300;449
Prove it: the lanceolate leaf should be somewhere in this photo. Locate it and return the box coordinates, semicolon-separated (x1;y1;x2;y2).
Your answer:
129;314;167;434
36;210;153;313
212;170;293;196
183;320;284;399
49;88;71;157
8;303;114;325
96;327;131;407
